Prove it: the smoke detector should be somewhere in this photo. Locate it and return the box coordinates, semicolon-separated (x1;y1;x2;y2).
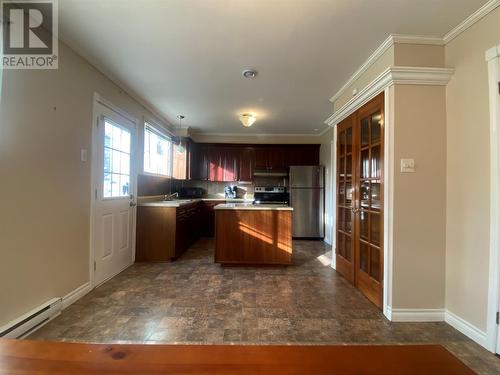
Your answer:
242;69;257;78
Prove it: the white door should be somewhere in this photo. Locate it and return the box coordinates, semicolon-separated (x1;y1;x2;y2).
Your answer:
92;103;137;286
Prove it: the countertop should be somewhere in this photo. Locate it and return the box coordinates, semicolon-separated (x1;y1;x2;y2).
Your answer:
138;198;253;208
214;203;293;211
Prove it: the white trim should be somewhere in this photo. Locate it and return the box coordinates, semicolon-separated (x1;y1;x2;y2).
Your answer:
383;87;394;320
328;34;444;104
325;66;455;127
486;45;500;61
0;282;92;339
190;128;332;138
444;0;500;45
390;308;445;322
330;137;337;270
94;93;137;126
90;93;138;288
62;282;91;310
0;298;62;339
329;35;393;104
486;45;500;353
445;310;488;348
391;34;445;46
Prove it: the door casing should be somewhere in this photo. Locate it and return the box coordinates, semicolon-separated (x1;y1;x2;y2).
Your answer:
89;93;138;288
330;87;393;319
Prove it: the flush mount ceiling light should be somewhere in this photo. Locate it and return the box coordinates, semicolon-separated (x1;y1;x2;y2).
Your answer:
242;69;257;78
239;113;257;127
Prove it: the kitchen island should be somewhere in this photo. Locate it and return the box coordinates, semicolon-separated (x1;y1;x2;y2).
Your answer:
214;203;293;265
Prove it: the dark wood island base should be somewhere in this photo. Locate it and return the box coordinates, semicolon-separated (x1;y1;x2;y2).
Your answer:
214;204;293;265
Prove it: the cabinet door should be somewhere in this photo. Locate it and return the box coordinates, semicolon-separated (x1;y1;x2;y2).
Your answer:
190;143;208;180
255;147;269;169
238;147;255;181
268;147;286;170
207;146;223;181
222;147;239;182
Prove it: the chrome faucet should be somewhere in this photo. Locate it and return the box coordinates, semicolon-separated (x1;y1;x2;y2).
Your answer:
164;192;179;201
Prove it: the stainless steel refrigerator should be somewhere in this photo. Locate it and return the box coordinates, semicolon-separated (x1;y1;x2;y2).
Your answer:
289;166;324;238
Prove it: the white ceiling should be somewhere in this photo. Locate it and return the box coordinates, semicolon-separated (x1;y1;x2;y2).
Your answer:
59;0;487;135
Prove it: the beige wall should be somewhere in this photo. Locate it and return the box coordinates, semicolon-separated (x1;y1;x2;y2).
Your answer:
393;44;445;68
0;42;169;326
444;7;500;331
334;46;395;112
319;128;334;245
391;85;447;309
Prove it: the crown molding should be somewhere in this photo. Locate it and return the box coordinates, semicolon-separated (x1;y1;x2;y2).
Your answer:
391;34;444;46
190;127;331;138
444;0;500;45
325;66;454;127
328;34;444;104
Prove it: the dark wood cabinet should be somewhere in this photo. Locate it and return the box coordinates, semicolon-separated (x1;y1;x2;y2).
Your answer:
202;200;220;237
175;201;202;257
188;143;320;181
136;202;204;262
238;147;255;182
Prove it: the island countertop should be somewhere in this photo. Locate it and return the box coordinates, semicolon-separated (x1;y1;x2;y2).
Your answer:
214;203;293;211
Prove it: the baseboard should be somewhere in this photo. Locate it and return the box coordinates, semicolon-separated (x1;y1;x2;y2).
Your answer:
389;308;445;322
62;282;91;310
445;310;488;349
0;298;62;339
0;282;91;339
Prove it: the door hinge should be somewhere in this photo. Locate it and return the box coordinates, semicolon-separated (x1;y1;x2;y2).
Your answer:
498;82;500;95
94;261;96;272
95;188;98;200
496;311;499;325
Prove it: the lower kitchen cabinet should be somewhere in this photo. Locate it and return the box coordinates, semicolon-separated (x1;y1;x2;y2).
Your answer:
136;206;176;262
136;202;203;262
202;200;221;237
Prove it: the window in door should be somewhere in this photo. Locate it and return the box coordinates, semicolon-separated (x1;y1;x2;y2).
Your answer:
144;123;172;176
104;119;131;198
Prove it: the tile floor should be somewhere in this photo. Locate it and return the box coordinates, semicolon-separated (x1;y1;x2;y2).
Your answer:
29;239;500;374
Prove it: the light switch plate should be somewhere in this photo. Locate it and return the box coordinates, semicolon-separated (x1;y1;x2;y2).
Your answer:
400;158;415;173
81;149;88;163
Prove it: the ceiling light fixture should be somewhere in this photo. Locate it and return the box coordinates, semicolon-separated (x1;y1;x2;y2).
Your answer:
242;69;257;78
239;113;257;127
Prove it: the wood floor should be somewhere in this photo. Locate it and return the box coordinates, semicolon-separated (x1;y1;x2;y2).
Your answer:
27;239;500;374
0;340;474;374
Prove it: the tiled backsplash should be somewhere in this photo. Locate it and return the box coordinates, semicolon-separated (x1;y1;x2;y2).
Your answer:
139;174;288;199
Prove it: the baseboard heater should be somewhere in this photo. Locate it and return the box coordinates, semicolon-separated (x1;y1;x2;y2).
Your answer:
0;298;62;339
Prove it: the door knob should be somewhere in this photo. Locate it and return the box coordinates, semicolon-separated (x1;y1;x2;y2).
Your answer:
130;202;137;207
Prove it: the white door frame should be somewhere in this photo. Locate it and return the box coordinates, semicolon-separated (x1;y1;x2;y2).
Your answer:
485;45;500;353
89;93;138;288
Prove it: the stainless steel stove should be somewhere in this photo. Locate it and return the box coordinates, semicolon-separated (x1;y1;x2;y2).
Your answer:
253;186;289;205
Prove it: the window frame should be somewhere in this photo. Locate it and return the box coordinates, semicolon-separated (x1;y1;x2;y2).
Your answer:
143;121;174;177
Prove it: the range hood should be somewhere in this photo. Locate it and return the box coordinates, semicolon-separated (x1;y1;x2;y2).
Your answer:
253;169;288;177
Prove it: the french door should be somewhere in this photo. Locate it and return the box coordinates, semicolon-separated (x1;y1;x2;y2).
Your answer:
336;93;384;308
92;102;137;286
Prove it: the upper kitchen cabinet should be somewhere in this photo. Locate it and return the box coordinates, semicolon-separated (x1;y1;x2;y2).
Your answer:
188;143;320;181
284;145;320;166
238;147;255;182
